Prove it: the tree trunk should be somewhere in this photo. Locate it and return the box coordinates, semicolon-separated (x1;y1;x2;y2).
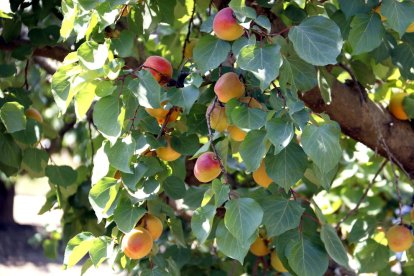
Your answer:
0;180;15;224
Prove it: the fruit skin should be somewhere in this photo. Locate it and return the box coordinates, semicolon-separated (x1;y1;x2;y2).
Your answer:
389;93;409;120
271;251;288;273
386;225;413;252
208;102;228;132
25;107;43;123
213;7;244;41
227;125;246;142
252;160;273;188
407;22;414;33
156;136;181;162
121;226;153;259
140;214;163;240
239;97;262;109
214;72;245;103
194;152;221;183
146;105;180;125
249;236;270;256
142;56;173;85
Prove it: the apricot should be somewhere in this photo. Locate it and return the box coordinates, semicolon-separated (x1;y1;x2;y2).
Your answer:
142;56;173;85
250;236;270;256
252;160;273;188
146;105;180;125
386;225;413;252
407;22;414;33
194;152;221;183
121;226;153;259
389;93;409;120
156;136;181;162
208;102;228;132
140;214;163;240
114;170;121;180
25;107;43;123
270;251;288;273
227;125;246;142
213;7;244;41
239;97;262;109
214;72;245;103
121;5;131;17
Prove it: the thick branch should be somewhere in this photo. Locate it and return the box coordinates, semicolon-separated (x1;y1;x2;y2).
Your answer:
301;81;414;178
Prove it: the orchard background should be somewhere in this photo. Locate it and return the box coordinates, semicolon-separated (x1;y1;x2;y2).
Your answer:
1;0;414;275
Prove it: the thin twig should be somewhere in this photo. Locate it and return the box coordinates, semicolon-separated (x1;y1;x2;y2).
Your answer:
181;0;196;62
156;107;176;139
336;159;388;229
206;97;227;182
23;60;29;90
338;63;367;104
129;106;139;132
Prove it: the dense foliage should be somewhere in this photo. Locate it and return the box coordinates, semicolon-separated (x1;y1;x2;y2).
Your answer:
1;0;414;275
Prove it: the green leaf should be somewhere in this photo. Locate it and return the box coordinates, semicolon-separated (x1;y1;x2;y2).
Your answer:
111;30;135;58
163;175;186;200
114;193;146;233
348;14;384;55
239;130;267;172
89;237;112;267
265;118;294;155
224;198;263;242
93;95;122;143
193;35;231;73
74;81;97;119
356;239;389;273
0;102;26;133
212;179;230;207
77;41;108;70
64;232;95;268
287;237;329;276
0;64;17;77
382;0;414;37
21;148;48;177
230;104;267;130
391;42;414;80
51;63;81;113
317;68;334;104
89;177;120;222
279;52;317;92
289;16;343;66
265;143;308;191
255;15;271;32
320;224;349;268
191;204;216;244
104;136;136;173
301;123;342;173
168;217;187;248
129;70;162;108
46;165;78;188
170;134;199;155
121;162;149;191
12;119;41;145
338;0;376;18
169;86;199;114
312;163;337;190
403;94;414;118
216;220;256;264
261;196;304;237
238;44;282;91
0;133;21;169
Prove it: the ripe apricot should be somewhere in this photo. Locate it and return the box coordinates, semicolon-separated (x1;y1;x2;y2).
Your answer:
252;160;273;188
194;152;221;183
407;22;414;33
142;56;173;85
208;102;228;132
386;225;413;252
121;226;153;259
213;7;244;41
140;214;163;240
156;136;181;162
239;97;262;109
227;125;246;142
389;93;409;120
270;251;288;273
25;107;43;123
146;105;180;125
214;72;245;103
250;236;270;256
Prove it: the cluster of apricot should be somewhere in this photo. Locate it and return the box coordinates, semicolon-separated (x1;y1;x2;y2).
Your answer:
249;235;288;273
389;93;411;121
121;213;163;259
386;224;413;253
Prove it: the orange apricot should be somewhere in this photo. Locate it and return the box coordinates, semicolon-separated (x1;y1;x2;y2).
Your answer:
194;152;221;183
121;226;153;259
227;125;247;142
208;102;228;132
389;93;409;120
386;225;413;252
271;251;288;273
213;7;244;41
140;214;163;240
252;160;273;188
156;136;181;162
142;56;173;85
239;97;262;109
214;72;245;103
250;236;270;256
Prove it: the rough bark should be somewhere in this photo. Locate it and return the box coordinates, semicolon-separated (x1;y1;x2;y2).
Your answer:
301;81;414;178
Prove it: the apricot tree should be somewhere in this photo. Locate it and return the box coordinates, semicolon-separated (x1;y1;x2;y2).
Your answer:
1;0;414;275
